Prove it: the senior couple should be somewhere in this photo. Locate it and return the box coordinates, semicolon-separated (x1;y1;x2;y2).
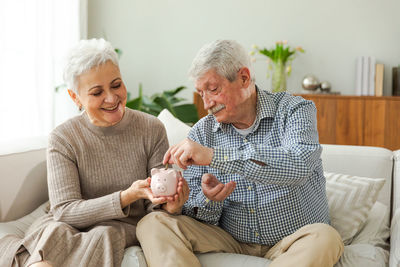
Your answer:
0;38;343;267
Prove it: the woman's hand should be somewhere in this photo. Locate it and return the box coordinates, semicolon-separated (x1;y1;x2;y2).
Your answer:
162;176;190;214
120;178;173;208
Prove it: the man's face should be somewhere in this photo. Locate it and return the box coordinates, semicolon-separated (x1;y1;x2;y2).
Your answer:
195;69;245;124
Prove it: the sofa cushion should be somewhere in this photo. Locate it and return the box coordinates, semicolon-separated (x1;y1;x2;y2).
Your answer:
121;246;148;267
325;172;385;245
120;248;272;267
352;201;390;249
334;244;389;267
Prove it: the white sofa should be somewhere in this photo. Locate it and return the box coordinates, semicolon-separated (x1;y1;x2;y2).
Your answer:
0;111;399;267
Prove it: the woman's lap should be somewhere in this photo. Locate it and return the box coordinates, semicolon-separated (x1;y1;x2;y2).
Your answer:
0;215;137;267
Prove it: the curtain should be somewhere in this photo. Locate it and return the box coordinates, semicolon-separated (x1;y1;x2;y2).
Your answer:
0;0;87;141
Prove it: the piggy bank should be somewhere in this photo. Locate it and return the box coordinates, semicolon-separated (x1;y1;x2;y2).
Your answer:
150;168;179;197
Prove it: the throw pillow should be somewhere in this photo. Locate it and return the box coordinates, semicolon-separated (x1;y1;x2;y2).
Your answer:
335;244;389;267
157;109;192;145
351;201;390;249
324;172;385;245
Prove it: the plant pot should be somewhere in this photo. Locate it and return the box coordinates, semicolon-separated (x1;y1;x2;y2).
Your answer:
271;60;287;93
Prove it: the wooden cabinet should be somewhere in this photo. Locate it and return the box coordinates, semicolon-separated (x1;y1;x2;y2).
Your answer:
193;92;400;150
299;94;400;150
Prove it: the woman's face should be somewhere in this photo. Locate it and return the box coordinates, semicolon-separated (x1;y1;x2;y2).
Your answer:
70;61;127;127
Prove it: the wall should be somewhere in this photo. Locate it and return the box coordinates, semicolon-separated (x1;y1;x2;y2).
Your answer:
88;0;400;101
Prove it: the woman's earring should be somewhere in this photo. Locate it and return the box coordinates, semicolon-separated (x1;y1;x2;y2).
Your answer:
79;105;83;111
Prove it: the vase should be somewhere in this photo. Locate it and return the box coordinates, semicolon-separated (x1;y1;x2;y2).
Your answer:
271;60;287;93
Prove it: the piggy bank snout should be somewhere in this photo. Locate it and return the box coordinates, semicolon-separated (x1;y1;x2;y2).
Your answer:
154;182;166;192
151;168;179;197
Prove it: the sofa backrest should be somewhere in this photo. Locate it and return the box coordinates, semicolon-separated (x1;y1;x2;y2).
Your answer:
0;135;395;223
0;136;48;222
321;144;394;218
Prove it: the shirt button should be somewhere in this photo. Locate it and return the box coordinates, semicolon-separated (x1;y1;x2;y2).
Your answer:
255;232;259;237
223;155;228;160
250;209;255;213
247;186;252;190
243;139;248;143
205;198;210;203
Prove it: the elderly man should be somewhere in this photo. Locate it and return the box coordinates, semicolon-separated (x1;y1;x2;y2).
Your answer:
137;40;344;267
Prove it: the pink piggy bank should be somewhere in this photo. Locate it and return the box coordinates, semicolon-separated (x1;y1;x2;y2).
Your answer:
150;168;179;197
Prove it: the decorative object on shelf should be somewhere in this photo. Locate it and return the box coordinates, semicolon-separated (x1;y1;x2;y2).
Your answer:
393;66;400;96
251;41;305;93
301;75;338;94
320;81;332;93
302;74;320;91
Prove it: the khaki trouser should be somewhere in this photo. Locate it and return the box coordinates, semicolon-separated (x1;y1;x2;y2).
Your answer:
137;212;344;267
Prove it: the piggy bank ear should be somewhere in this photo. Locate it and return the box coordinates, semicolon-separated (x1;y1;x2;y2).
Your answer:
151;168;160;176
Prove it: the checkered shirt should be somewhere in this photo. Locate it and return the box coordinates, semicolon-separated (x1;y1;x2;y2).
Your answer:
182;88;330;246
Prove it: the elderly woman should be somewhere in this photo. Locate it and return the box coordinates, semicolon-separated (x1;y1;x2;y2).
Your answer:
0;38;177;267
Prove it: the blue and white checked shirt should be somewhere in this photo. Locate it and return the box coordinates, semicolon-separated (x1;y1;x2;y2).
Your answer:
182;88;329;246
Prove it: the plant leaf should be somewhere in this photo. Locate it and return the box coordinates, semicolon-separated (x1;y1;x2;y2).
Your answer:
153;95;177;116
169;97;186;105
174;104;199;123
126;97;142;110
163;86;186;97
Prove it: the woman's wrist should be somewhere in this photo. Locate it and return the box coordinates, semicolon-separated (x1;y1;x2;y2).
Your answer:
120;189;139;208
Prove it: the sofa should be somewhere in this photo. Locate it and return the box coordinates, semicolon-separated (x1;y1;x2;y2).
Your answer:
0;109;399;267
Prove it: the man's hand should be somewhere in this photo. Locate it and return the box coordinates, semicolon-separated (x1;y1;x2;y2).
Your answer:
201;173;236;202
162;175;190;214
163;138;214;169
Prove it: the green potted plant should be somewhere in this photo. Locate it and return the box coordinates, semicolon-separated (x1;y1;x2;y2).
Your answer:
126;84;199;124
251;41;305;93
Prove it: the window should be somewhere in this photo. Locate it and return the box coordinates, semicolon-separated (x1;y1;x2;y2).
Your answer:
0;0;86;141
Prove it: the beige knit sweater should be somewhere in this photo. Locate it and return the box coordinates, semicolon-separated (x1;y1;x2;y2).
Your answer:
47;108;169;229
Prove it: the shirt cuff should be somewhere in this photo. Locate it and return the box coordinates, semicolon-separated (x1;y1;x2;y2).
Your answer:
194;191;223;215
114;191;130;217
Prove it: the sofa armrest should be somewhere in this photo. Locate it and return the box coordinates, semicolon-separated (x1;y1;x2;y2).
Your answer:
0;202;48;239
390;209;400;267
393;151;400;216
0;136;48;222
391;150;400;267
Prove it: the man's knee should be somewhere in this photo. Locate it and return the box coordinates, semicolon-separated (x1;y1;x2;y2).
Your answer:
137;212;171;237
308;223;344;256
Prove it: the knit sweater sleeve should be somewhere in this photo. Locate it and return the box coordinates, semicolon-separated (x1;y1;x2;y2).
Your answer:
144;117;170;213
47;132;128;229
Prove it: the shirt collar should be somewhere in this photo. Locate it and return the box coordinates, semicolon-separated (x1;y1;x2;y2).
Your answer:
256;86;276;119
211;85;277;133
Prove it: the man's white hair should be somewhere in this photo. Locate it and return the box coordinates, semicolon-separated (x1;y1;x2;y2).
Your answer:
63;38;119;92
188;40;254;83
